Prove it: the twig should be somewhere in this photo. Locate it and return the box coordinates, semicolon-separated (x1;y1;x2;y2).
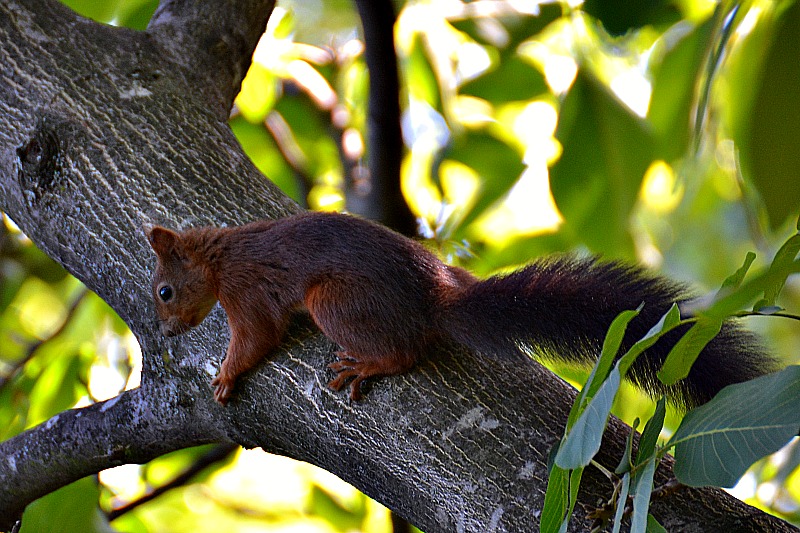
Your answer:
107;442;239;521
0;287;88;391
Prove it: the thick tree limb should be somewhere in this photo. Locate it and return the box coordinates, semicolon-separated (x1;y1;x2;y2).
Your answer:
0;0;792;531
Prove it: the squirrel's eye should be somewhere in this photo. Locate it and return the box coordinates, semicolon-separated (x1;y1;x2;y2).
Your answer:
158;285;173;302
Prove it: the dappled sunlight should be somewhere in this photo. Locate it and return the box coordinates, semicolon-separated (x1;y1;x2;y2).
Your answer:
87;329;141;401
518;39;578;95
476;165;563;245
13;279;66;339
640;160;683;213
610;68;651;117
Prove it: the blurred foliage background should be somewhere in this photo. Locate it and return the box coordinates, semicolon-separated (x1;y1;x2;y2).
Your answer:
2;0;800;531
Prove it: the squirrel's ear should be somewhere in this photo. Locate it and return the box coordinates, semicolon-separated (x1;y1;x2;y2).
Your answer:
147;226;181;258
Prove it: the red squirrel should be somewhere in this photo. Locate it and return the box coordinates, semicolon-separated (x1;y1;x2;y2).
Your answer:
147;211;775;408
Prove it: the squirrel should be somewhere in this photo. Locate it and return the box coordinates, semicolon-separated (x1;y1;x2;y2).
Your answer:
146;211;776;408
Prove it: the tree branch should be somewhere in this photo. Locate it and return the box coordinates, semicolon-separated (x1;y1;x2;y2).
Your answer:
0;1;792;531
0;387;225;525
147;0;277;119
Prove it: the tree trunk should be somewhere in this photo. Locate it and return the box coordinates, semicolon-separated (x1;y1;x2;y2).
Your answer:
0;1;792;531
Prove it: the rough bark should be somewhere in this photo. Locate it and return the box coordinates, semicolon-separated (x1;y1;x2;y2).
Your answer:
0;0;793;531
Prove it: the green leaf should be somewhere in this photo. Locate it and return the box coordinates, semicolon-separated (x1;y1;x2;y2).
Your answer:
541;464;569;533
617;304;682;376
406;34;441;107
460;55;547;102
550;71;655;256
657;317;722;386
703;258;800;319
646;514;667;533
309;485;364;530
582;0;680;36
566;308;640;429
668;365;800;487
58;0;117;23
558;308;652;469
21;477;112;533
615;418;639;475
759;233;800;308
556;367;621;469
717;251;756;296
28;352;83;426
229;116;301;202
636;398;666;467
113;0;158;30
564;468;583;533
449;4;563;54
444;131;525;229
648;15;715;160
744;0;800;229
630;457;657;533
541;458;585;533
611;472;631;533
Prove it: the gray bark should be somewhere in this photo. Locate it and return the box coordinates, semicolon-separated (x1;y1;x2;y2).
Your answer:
0;0;792;531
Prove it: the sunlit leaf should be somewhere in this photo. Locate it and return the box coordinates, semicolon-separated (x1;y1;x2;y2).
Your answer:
744;0;800;229
669;365;800;487
309;485;365;530
449;4;563;54
116;1;158;30
648;15;714;160
460;55;547;102
550;71;655;257
657;317;722;386
58;0;117;23
541;460;569;533
59;0;156;28
406;34;441;108
444;130;524;229
236;63;279;123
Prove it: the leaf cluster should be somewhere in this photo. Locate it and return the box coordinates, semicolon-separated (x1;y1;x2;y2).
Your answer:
543;219;800;532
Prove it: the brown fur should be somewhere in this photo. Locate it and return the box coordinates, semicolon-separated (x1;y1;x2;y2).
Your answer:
147;211;774;407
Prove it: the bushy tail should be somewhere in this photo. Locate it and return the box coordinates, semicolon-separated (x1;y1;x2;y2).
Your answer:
438;257;775;409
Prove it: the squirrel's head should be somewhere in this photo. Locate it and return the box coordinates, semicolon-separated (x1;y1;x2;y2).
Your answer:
147;226;218;337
